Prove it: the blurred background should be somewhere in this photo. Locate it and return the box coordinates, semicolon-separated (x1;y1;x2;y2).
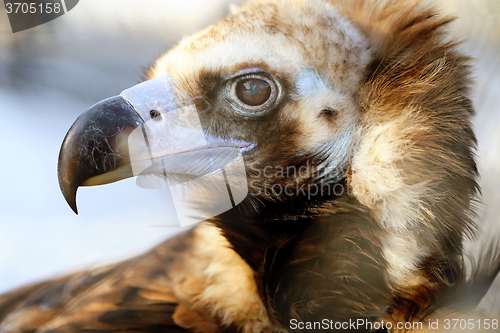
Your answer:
0;0;499;311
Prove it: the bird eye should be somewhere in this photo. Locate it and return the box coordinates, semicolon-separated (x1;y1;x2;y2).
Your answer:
236;79;271;106
226;72;278;114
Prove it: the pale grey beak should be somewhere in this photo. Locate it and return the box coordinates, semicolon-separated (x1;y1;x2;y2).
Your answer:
58;76;250;217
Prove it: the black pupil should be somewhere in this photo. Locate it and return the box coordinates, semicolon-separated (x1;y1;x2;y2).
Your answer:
236;78;271;107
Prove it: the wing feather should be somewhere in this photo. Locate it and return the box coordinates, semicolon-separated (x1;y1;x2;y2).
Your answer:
0;231;200;333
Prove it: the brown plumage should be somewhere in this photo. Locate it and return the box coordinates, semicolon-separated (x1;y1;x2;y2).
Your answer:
1;0;499;332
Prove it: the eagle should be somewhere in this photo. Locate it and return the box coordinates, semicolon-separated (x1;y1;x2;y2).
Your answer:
1;0;499;332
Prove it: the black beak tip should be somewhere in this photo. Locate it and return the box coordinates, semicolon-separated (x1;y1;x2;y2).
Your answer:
58;164;79;215
64;188;79;215
71;204;79;215
65;191;79;215
57;95;142;215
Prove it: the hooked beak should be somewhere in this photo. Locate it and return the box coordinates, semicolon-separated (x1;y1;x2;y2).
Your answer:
58;76;252;215
57;96;143;214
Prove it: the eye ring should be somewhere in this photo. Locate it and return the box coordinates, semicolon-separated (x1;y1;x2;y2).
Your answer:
225;72;279;115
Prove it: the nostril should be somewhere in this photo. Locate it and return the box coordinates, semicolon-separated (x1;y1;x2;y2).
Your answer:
150;109;161;119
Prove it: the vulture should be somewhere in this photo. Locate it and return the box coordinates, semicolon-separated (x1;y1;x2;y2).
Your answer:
1;0;499;332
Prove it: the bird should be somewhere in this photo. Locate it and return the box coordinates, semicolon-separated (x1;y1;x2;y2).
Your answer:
1;0;499;332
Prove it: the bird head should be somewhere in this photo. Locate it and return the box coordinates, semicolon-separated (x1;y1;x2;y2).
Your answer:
58;0;372;216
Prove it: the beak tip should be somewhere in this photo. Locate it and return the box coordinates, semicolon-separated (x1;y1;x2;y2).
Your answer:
59;181;79;215
58;159;79;214
69;200;79;215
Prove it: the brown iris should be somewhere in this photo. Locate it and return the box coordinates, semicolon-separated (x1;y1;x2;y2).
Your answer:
225;71;278;114
236;78;272;107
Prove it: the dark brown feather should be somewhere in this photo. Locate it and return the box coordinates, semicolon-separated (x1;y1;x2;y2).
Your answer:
0;232;196;333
